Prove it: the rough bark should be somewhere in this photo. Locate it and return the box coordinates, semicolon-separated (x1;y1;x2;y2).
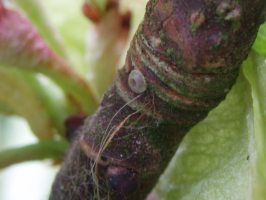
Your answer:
50;0;266;199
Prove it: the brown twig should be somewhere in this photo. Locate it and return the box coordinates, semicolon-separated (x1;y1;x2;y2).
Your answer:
50;0;266;199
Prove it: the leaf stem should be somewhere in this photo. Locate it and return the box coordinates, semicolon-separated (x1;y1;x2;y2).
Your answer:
0;140;69;170
13;0;68;58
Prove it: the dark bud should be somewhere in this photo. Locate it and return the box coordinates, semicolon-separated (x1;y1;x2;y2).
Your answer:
106;0;119;11
82;2;101;23
106;166;138;196
0;1;5;15
64;114;87;142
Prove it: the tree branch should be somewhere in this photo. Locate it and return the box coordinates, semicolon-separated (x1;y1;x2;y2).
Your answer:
50;0;266;199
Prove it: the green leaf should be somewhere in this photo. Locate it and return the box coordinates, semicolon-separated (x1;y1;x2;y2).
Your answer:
253;23;266;57
244;53;266;200
0;68;63;139
22;73;72;135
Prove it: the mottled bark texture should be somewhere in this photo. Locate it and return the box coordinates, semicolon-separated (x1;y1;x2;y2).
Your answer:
50;0;266;199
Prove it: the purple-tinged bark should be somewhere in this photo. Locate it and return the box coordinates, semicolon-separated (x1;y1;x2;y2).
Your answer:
50;0;266;199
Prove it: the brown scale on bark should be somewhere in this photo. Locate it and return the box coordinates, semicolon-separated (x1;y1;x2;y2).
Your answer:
50;0;266;199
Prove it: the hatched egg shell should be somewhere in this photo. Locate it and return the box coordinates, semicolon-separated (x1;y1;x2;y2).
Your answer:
128;70;147;94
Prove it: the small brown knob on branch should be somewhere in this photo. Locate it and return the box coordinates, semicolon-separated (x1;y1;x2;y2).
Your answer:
107;166;138;196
